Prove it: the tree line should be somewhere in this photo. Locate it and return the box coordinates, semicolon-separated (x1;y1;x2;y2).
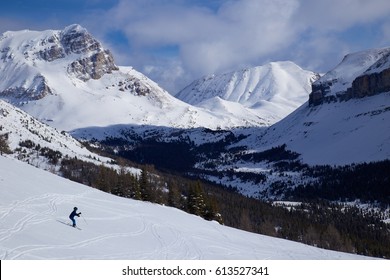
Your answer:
288;160;390;205
2;136;390;259
58;156;390;259
60;157;223;223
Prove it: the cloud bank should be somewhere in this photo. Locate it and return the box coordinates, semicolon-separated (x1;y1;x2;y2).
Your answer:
2;0;390;93
92;0;389;93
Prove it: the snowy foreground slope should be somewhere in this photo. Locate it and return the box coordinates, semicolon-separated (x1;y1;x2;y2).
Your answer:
0;156;372;260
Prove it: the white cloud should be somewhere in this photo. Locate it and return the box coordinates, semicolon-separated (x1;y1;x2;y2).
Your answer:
85;0;390;93
101;0;303;92
296;0;390;31
380;19;390;46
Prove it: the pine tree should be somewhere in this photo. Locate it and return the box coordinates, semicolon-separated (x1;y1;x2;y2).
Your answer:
132;174;142;200
187;181;206;216
167;180;181;208
139;168;153;202
203;196;223;224
239;209;253;232
0;133;11;155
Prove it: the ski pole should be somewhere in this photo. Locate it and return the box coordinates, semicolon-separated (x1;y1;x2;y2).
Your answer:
80;213;88;225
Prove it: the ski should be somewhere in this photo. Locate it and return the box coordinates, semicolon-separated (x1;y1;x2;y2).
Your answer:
70;224;82;230
56;219;82;230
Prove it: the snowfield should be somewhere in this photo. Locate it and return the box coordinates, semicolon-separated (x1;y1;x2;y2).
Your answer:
0;155;374;260
176;61;319;125
241;92;390;165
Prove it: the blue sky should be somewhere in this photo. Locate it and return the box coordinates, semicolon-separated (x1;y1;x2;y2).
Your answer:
1;0;390;93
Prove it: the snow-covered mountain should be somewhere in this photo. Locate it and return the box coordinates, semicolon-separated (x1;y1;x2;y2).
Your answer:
192;47;390;198
176;62;319;124
253;46;390;165
252;92;390;166
0;155;373;260
309;47;390;104
0;25;268;131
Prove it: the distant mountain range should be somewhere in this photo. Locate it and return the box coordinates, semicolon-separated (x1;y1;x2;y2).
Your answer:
194;46;390;198
237;47;390;165
1;24;308;131
1;25;389;202
1;25;390;262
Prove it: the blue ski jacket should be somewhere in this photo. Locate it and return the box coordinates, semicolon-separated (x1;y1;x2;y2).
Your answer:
69;209;81;219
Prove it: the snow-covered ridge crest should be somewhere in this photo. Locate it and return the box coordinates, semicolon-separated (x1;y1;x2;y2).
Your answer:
0;25;272;131
176;61;319;124
309;47;390;105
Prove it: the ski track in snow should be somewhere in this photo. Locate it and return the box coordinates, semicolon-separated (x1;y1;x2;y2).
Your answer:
0;190;94;259
0;190;268;259
0;189;198;260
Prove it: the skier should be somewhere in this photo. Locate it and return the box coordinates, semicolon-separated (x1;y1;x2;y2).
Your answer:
69;207;81;227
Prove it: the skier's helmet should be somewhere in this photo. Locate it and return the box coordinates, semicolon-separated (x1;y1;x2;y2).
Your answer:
74;207;78;210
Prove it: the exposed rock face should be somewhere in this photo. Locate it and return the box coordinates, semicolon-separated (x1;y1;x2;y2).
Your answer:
309;68;390;106
39;44;65;62
309;49;390;106
308;88;325;106
58;24;119;81
38;34;65;61
0;75;53;102
350;68;390;98
0;24;120;103
60;25;101;55
69;50;118;81
37;24;118;81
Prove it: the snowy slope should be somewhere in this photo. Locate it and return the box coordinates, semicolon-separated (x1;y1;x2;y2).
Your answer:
239;47;390;165
191;48;390;198
0;99;113;168
247;93;390;165
312;47;390;96
0;25;267;131
0;155;372;260
176;62;319;124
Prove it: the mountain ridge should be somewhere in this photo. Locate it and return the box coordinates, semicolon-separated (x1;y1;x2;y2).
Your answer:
176;61;319;124
1;25;389;203
309;47;390;105
0;25;282;131
188;47;390;200
237;47;390;166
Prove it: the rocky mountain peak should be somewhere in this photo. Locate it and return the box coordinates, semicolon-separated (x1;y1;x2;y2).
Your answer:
309;47;390;106
35;24;103;59
0;24;120;104
60;24;96;54
61;24;119;81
